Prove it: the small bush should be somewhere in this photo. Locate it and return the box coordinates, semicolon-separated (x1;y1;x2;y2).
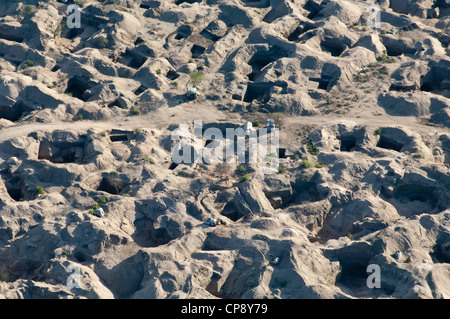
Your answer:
347;232;353;240
236;165;247;175
413;153;424;159
306;139;319;155
25;60;34;68
23;5;33;14
375;128;382;135
73;114;83;121
35;186;45;195
156;69;161;75
299;159;314;169
189;71;203;86
377;54;395;64
92;204;100;210
100;131;107;137
130;107;140;116
315;161;325;168
98;36;109;48
98;196;107;205
277;166;287;174
326;98;333;105
252;120;260;127
145;156;154;164
240;174;249;183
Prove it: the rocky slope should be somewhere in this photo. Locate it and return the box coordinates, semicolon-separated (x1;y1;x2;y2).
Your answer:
0;0;449;299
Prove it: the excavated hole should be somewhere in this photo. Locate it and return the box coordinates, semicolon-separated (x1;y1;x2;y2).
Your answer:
98;174;127;195
376;135;404;152
420;66;448;95
166;70;180;80
200;29;221;42
134;85;147;95
240;0;270;8
191;44;206;58
65;76;92;101
393;185;437;205
221;202;243;222
175;25;192;40
340;135;357;152
175;0;201;4
3;176;26;202
133;217;173;247
243;82;272;103
320;41;347;57
247;46;288;81
109;129;132;142
287;22;315;42
120;49;148;69
304;0;324;19
38;138;86;164
0;101;33;122
66;27;85;40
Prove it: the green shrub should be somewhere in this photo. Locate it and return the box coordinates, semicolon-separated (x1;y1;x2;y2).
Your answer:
252;120;260;127
24;60;34;68
315;161;325;168
236;165;247;175
130;107;140;116
189;71;203;86
145;156;154;164
23;5;33;14
326;98;333;105
35;186;45;195
98;36;109;48
277;166;287;174
92;204;100;210
375;128;382;135
100;131;107;137
299;159;314;169
97;196;107;205
413;153;424;159
73;114;83;121
156;69;161;75
347;232;353;240
240;174;249;183
377;54;395;64
306;139;319;155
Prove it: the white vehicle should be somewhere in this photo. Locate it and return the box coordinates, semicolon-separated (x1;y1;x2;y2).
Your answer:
244;121;253;133
186;87;198;100
266;119;275;128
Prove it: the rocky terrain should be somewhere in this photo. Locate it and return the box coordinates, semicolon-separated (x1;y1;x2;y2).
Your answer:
0;0;449;299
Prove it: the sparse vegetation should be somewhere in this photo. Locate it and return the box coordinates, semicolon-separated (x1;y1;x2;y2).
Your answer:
306;139;319;155
315;161;325;168
100;131;107;137
240;174;249;183
23;5;33;14
130;107;140;116
98;36;109;48
377;53;395;64
189;71;203;86
73;114;83;121
326;98;333;105
236;165;247;175
299;159;314;169
413;153;424;159
35;186;45;195
347;232;353;240
277;166;287;174
97;196;107;205
24;60;34;68
252;120;260;127
145;156;155;164
375;128;382;135
156;69;162;75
